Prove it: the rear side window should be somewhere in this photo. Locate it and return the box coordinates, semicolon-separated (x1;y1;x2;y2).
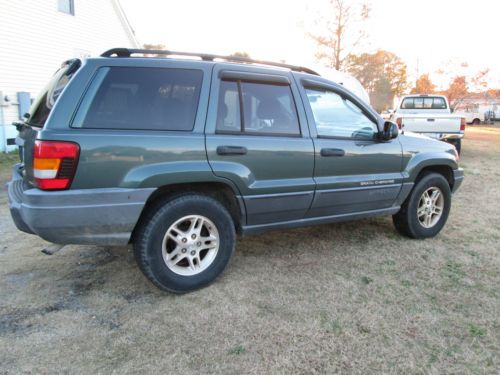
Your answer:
216;80;300;136
74;67;203;131
28;59;81;127
401;97;447;109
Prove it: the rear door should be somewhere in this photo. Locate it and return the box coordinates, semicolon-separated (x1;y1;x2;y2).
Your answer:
205;65;315;225
298;78;403;217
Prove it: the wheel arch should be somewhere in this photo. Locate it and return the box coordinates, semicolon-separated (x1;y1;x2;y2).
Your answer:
414;164;454;190
130;181;245;243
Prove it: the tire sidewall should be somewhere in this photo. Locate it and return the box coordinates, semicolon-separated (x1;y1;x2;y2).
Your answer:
407;174;451;238
140;196;235;292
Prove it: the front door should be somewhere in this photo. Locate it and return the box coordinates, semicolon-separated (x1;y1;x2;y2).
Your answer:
299;83;403;218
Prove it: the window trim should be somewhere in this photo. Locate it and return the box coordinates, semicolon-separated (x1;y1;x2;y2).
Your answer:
303;86;378;141
215;78;302;138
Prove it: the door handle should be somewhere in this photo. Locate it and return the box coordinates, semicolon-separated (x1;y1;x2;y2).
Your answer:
216;146;248;155
427;118;435;122
320;148;345;157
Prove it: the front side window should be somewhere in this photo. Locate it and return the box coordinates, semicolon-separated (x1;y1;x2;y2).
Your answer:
216;81;300;136
74;67;203;131
305;88;376;139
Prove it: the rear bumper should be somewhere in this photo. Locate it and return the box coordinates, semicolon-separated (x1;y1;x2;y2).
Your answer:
424;132;464;140
452;168;464;193
7;165;154;245
440;133;464;140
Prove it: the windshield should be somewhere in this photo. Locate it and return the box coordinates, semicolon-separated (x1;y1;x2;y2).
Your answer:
27;59;81;127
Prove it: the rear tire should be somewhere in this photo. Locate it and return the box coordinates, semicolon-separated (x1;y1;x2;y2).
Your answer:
134;194;235;293
472;118;480;125
392;173;451;239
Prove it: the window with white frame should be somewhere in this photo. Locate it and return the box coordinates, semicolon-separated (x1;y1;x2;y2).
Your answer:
58;0;75;15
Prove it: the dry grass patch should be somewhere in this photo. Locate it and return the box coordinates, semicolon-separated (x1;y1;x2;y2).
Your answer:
0;127;499;374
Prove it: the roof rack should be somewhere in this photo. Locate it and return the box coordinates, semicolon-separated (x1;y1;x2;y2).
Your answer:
101;48;319;76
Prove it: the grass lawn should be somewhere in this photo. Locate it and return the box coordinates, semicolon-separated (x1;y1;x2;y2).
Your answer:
0;126;498;374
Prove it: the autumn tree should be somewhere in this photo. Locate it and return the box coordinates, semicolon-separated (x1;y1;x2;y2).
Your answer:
309;0;370;71
346;50;408;111
445;76;468;110
471;69;490;92
411;74;436;94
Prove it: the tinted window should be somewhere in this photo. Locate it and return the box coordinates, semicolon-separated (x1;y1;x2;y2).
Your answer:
28;59;81;127
216;81;300;136
216;81;241;132
401;97;447;109
76;67;203;131
305;88;376;139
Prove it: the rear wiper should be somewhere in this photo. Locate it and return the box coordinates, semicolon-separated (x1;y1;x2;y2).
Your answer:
11;121;40;131
12;122;28;132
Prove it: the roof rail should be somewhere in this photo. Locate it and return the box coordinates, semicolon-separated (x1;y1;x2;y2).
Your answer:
101;48;319;76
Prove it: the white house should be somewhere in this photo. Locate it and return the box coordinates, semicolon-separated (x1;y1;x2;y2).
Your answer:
0;0;139;151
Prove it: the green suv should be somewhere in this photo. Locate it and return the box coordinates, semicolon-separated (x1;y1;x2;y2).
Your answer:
8;48;464;293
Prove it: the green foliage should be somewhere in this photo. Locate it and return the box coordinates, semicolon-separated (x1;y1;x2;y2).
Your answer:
469;324;486;337
443;259;465;285
361;276;373;284
228;345;246;355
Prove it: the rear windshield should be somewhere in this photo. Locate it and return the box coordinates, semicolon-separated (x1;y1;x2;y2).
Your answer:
72;67;203;131
401;97;447;110
28;59;81;127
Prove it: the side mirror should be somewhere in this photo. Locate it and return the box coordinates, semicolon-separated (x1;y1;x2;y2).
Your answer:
381;121;399;140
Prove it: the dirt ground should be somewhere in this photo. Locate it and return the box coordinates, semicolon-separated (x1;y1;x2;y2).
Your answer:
0;126;499;374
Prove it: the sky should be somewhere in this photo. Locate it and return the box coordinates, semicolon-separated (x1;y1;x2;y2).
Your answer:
119;0;500;90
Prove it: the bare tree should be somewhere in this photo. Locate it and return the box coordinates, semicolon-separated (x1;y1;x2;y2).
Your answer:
309;0;370;71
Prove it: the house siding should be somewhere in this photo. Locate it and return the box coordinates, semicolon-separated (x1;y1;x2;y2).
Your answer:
0;0;139;151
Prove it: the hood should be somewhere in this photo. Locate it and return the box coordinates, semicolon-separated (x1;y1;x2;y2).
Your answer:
398;131;457;157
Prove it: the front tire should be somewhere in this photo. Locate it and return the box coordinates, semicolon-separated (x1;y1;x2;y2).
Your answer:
134;194;236;293
392;173;451;239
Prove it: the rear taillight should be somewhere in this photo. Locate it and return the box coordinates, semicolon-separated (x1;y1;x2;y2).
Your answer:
396;117;402;129
33;140;80;190
460;117;466;131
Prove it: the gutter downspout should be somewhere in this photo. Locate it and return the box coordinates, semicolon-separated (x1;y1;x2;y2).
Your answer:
112;0;141;48
0;103;6;152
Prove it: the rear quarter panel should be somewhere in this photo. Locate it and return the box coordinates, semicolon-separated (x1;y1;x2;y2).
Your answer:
40;58;220;190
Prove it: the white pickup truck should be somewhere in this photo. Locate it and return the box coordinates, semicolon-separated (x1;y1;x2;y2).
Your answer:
456;107;483;125
391;94;465;153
